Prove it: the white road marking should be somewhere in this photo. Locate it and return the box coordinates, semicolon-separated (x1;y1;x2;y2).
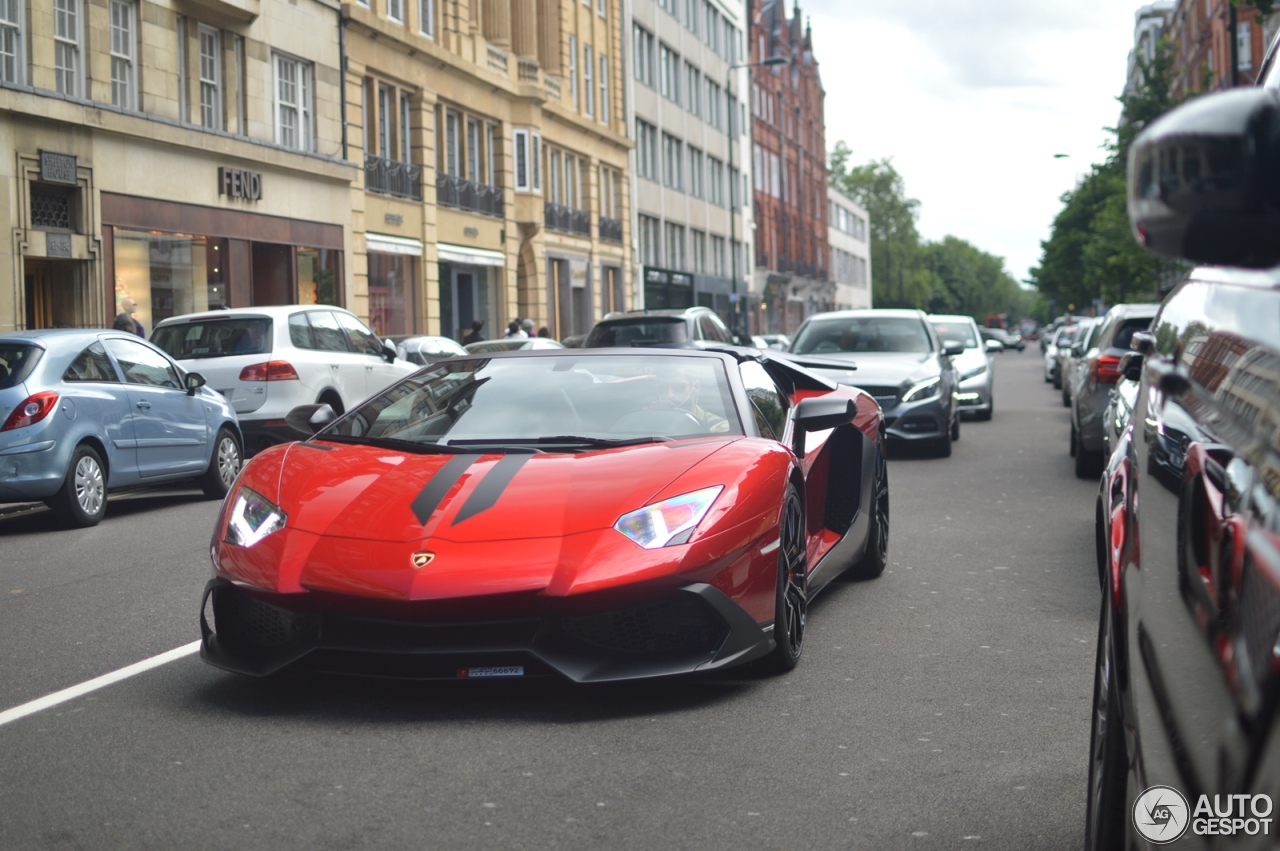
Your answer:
0;640;200;728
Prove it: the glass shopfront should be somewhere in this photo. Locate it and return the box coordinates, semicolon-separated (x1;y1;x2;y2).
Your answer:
367;252;415;337
112;229;228;334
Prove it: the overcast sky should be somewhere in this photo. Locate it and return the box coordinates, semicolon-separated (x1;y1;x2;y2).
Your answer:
803;0;1135;284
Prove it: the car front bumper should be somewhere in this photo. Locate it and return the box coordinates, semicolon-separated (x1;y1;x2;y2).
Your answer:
880;394;952;442
955;372;993;413
200;578;773;683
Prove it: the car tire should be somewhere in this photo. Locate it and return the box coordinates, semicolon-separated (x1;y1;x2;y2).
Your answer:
844;452;888;581
950;412;961;441
1062;386;1072;408
975;401;993;422
1054;372;1063;390
759;483;807;673
1084;600;1128;851
1070;423;1078;457
47;444;108;528
200;427;242;499
933;425;953;458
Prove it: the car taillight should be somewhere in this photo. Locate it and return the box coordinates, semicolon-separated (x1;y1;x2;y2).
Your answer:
239;361;299;382
1092;355;1122;385
2;391;59;431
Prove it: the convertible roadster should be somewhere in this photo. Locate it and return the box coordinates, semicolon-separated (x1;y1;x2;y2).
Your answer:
200;347;888;682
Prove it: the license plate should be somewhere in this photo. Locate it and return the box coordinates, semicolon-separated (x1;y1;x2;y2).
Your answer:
457;666;524;678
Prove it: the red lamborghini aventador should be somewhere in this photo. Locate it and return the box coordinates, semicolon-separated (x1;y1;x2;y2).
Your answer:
200;347;888;682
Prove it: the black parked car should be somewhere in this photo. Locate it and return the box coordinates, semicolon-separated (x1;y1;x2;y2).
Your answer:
1086;41;1280;851
788;309;962;457
583;307;736;348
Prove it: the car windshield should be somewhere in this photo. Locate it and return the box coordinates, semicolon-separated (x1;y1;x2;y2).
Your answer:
318;354;743;450
152;318;273;359
930;322;979;349
791;316;933;354
585;319;688;347
0;343;40;390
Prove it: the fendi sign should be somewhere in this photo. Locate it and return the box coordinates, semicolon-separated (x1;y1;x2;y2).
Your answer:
218;167;263;201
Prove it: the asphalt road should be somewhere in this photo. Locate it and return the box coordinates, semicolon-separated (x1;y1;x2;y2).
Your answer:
0;349;1104;850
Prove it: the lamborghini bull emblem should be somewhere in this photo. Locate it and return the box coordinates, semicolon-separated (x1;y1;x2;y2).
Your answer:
411;551;436;569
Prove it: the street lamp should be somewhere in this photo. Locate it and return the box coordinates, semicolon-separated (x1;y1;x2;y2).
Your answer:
726;54;788;340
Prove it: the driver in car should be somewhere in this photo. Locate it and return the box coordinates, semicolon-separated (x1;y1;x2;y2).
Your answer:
648;365;729;433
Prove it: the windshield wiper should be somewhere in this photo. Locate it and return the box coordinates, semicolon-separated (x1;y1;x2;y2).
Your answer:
447;435;672;449
316;434;466;454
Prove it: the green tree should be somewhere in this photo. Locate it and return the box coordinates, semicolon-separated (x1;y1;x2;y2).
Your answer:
924;236;1029;320
829;143;933;309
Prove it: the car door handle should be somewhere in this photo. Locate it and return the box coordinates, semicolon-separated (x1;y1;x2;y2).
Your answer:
136;400;151;411
330;364;340;370
365;365;374;372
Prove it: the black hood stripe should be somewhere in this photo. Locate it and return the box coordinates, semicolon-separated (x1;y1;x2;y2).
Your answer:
411;455;478;526
451;454;531;525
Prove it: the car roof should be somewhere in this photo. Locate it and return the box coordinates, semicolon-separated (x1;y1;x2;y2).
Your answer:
0;328;150;355
597;308;711;321
153;305;356;326
1107;303;1161;318
803;308;926;321
929;314;978;324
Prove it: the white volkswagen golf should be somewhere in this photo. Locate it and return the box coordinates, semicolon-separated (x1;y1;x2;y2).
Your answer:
151;306;417;454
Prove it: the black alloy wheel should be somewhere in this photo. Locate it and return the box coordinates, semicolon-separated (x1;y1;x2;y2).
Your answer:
761;484;807;672
845;451;889;580
1085;599;1128;851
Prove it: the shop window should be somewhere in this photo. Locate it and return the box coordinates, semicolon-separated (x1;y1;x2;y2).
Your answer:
297;247;341;306
113;229;227;332
367;253;415;337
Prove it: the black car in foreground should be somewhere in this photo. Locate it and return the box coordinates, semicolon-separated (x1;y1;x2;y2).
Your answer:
788;309;962;457
1087;45;1280;850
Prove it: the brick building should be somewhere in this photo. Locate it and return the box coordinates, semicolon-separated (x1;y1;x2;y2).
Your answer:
746;0;829;335
1165;1;1277;99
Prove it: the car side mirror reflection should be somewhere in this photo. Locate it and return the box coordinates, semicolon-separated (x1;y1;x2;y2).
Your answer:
1131;330;1156;356
285;403;338;436
1128;88;1280;267
943;340;965;357
382;341;397;363
1119;352;1144;382
185;372;206;396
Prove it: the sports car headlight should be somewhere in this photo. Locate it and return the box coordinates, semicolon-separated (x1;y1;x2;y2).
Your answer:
225;487;287;548
614;486;724;549
960;364;988;381
902;376;942;403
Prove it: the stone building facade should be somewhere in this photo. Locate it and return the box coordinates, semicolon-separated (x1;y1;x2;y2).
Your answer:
0;0;356;333
827;185;869;311
746;0;828;335
625;0;752;333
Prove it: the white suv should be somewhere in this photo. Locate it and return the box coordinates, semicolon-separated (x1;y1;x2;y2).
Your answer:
151;306;418;454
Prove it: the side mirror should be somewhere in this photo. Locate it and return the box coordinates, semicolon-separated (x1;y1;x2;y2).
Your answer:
1119;352;1144;381
790;395;856;460
382;341;397;363
943;340;965;358
185;372;206;396
1128;88;1280;267
285;403;338;436
985;339;1004;353
1072;344;1086;358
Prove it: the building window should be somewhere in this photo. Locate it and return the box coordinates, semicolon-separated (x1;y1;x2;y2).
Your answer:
659;43;679;104
199;25;222;130
233;35;247;133
54;0;81;97
686;0;698;36
569;34;578;110
708;157;724;206
711;235;725;277
1239;21;1252;70
177;16;188;121
388;0;403;24
445;109;460;175
664;221;686;270
274;53;313;151
633;25;654;88
377;84;392;158
599;54;609;123
705;79;721;129
584;44;594;117
0;0;23;85
109;1;136;110
639;215;660;266
686;64;700;117
662;133;683;191
691;229;706;273
688;147;704;199
400;92;412;163
513;128;540;192
419;0;435;37
598;0;606;17
636;119;658;181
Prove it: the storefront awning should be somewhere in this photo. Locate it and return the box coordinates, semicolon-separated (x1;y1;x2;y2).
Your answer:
437;243;506;267
365;233;424;256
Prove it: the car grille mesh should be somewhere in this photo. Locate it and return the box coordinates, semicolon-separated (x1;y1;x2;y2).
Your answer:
857;386;900;410
213;589;317;647
561;596;726;655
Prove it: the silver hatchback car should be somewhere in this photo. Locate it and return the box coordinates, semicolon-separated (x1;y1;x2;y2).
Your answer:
0;330;242;527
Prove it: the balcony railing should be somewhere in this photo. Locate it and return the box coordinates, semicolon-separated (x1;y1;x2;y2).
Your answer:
518;58;541;82
545;202;591;236
436;174;505;218
365;155;422;201
599;216;623;243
